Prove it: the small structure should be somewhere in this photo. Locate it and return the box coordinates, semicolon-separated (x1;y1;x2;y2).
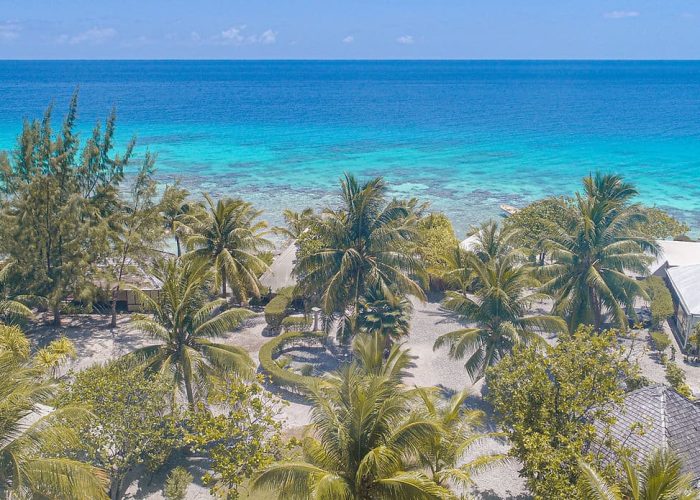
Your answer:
259;241;298;293
648;240;700;276
666;265;700;347
597;385;700;484
646;240;700;348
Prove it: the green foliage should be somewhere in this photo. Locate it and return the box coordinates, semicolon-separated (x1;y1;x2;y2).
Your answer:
126;257;255;405
264;286;294;330
163;467;192;500
183;194;272;301
357;285;413;344
635;207;690;240
434;248;566;381
578;449;699;499
159;181;197;257
294;173;426;343
540;173;658;331
665;362;693;399
281;315;312;332
415;388;506;489
0;91;136;325
253;337;451;499
0;326;107;499
59;362;181;500
280;208;316;239
415;212;458;281
183;376;285;499
102;153;165;327
258;330;325;392
650;331;672;353
504;197;574;264
485;326;633;499
645;276;674;330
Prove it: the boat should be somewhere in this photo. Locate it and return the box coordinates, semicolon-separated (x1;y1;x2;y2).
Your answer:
500;204;520;216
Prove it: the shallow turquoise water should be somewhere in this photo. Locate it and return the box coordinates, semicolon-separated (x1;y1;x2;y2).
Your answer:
1;60;699;236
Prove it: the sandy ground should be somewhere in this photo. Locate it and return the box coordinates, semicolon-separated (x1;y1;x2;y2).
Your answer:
25;298;700;499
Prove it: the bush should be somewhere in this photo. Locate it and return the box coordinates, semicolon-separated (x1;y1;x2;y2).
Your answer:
665;362;693;399
415;213;458;283
644;277;674;329
259;330;326;392
650;331;672;353
299;363;314;376
281;315;312;332
264;286;295;330
163;467;192;500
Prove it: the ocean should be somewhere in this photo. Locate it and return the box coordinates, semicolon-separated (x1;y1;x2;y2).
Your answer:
1;60;699;236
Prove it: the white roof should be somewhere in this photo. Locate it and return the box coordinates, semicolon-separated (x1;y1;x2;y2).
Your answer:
259;242;297;292
667;264;700;316
459;234;479;252
648;240;700;275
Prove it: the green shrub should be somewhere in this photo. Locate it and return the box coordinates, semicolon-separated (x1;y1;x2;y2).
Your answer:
264;286;295;330
299;363;314;376
650;331;672;353
163;466;192;500
258;330;326;392
281;315;312;332
644;277;674;330
665;362;693;399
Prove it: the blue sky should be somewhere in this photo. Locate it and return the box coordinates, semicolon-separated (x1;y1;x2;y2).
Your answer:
0;0;698;59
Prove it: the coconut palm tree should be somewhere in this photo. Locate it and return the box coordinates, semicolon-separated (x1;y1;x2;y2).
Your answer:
434;252;567;381
159;182;198;257
126;258;255;405
253;334;449;499
357;285;413;347
184;194;271;302
280;208;316;239
0;326;108;499
294;174;425;343
415;388;507;489
540;174;658;331
578;449;699;500
467;220;521;264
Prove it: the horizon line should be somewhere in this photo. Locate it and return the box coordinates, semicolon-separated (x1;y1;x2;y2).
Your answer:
1;58;700;62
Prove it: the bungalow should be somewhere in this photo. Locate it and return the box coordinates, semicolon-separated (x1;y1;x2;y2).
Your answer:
646;240;700;348
596;385;700;485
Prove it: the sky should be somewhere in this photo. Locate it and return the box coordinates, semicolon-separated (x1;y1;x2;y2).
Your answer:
0;0;699;59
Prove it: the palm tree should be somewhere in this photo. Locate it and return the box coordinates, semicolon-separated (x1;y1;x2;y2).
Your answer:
540;174;658;331
578;449;699;500
280;208;316;239
126;258;255;405
295;174;425;342
159;182;198;257
252;337;449;499
357;285;413;347
434;252;566;381
415;388;507;489
0;261;33;322
184;194;271;302
467;220;521;264
0;326;108;499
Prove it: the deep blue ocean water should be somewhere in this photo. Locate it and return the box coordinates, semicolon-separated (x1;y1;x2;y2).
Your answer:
1;60;699;235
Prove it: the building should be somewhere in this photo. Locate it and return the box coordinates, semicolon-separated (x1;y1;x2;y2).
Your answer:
597;385;700;484
666;265;700;347
647;240;700;348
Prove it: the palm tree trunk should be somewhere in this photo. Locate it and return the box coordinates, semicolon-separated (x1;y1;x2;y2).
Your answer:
184;374;195;406
109;475;123;500
175;235;181;257
221;274;227;299
52;304;61;326
110;288;118;328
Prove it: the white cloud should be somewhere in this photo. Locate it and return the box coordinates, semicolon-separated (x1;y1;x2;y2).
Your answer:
604;11;640;19
396;35;414;45
219;25;277;45
59;27;117;45
259;29;277;44
0;21;21;41
342;35;354;44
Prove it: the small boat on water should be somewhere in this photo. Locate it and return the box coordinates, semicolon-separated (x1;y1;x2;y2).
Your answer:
500;204;520;216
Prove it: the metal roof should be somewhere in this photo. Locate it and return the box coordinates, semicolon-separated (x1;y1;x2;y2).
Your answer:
667;264;700;316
